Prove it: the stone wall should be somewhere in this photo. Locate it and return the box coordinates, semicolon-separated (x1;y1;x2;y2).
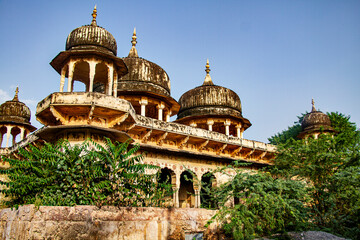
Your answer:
0;205;218;240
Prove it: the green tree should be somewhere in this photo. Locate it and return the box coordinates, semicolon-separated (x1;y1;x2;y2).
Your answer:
0;138;172;208
204;163;310;240
273;112;360;239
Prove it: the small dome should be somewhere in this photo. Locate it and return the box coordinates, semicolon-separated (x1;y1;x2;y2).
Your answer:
177;60;245;121
0;88;31;124
301;100;331;131
118;29;171;97
65;6;117;55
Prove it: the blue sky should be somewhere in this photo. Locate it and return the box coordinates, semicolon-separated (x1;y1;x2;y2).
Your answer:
0;0;359;143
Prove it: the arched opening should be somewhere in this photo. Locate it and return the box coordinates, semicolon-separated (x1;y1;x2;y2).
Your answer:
10;127;21;146
94;62;109;93
72;61;90;91
179;170;195;208
158;168;176;206
200;172;217;209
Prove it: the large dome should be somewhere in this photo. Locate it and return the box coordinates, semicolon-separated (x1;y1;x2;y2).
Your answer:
118;57;171;97
0;88;31;124
65;6;117;55
177;84;242;119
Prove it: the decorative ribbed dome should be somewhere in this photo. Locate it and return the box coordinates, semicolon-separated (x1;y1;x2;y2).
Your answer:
301;99;331;131
177;60;243;120
118;29;171;97
0;88;31;124
65;6;117;55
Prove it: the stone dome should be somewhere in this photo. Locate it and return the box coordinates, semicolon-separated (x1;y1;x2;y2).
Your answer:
301;100;331;131
177;84;242;119
177;60;246;121
0;88;31;124
118;29;171;97
65;7;117;55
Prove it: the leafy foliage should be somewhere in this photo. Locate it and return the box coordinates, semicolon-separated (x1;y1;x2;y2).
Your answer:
204;163;310;240
268;114;304;145
273;112;360;239
0;138;172;208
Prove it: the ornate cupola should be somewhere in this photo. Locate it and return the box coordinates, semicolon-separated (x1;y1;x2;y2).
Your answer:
176;60;251;138
35;7;132;143
298;99;334;139
49;6;128;95
116;29;180;121
0;87;36;147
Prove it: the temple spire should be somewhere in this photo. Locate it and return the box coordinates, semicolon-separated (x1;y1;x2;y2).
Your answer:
311;98;316;112
13;87;19;102
128;27;139;57
91;5;97;26
203;59;214;86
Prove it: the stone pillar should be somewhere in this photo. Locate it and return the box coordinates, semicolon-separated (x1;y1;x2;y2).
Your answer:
139;97;148;116
88;61;97;92
224;119;231;136
107;64;114;96
207;119;214;131
190;121;197;128
0;133;3;147
175;172;181;208
240;128;244;138
113;71;118;97
59;66;67;92
236;124;242;138
6;126;12;147
67;61;75;92
166;110;172;122
20;128;25;141
157;102;165;121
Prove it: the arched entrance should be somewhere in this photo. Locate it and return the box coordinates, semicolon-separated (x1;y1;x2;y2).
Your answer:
158;168;176;207
200;172;217;209
179;170;195;208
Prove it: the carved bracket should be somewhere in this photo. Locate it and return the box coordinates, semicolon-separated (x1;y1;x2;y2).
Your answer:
108;113;129;128
231;146;242;157
197;139;209;152
141;129;153;143
177;136;189;149
157;132;168;146
217;143;228;155
49;106;67;124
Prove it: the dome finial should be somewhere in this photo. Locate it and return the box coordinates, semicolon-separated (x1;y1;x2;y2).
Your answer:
91;5;97;26
13;86;19;102
128;27;139;57
311;98;316;112
203;59;214;86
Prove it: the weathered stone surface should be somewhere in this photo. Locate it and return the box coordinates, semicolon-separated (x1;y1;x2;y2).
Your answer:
0;205;217;240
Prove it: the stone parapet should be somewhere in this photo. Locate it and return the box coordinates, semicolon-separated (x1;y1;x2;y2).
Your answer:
0;205;218;240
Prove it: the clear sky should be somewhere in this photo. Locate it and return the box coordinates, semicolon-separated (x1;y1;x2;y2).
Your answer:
0;0;359;143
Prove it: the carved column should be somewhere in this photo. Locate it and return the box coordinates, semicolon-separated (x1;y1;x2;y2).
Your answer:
113;71;118;97
175;171;181;208
157;102;165;121
0;132;3;147
139;97;148;116
240;128;244;138
20;127;25;141
107;64;114;96
166;110;172;122
59;66;67;92
236;124;242;138
88;61;97;92
6;126;12;147
224;119;231;136
207;119;214;131
67;60;75;92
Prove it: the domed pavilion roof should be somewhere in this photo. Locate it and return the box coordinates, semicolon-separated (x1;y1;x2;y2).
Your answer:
117;29;179;114
65;6;117;55
0;88;35;130
299;99;334;138
118;28;171;97
176;60;251;129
